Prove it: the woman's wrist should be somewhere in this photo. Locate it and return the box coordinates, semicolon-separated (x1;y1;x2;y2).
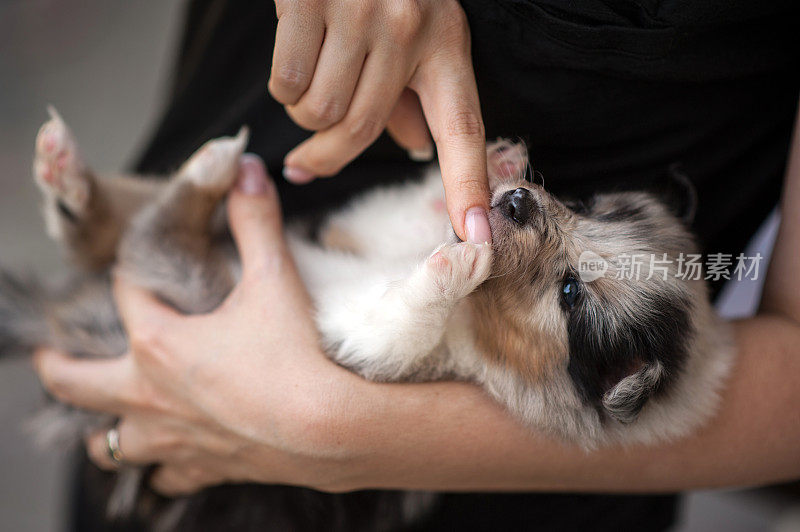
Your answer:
234;355;376;490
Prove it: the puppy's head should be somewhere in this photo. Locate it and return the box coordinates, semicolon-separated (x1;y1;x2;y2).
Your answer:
473;141;701;426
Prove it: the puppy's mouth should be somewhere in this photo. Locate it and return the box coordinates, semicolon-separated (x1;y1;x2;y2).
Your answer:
492;187;540;225
489;184;545;233
454;184;546;244
483;184;548;258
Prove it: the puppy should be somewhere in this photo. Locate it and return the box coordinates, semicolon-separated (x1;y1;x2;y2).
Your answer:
0;108;733;530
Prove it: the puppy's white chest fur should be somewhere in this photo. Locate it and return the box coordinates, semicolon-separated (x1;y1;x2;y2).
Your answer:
289;168;490;384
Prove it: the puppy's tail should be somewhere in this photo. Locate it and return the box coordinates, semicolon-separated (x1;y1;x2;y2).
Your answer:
0;270;48;358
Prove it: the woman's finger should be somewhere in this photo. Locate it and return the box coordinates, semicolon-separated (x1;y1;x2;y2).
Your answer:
268;3;325;105
86;426;130;471
283;50;408;179
386;88;434;161
285;28;367;132
412;45;490;243
33;348;133;414
227;154;287;282
111;274;181;356
112;273;179;335
86;418;182;469
85;428;120;471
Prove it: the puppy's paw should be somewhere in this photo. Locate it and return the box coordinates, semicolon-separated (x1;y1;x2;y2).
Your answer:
33;106;90;214
425;242;492;299
487;139;529;186
179;127;249;193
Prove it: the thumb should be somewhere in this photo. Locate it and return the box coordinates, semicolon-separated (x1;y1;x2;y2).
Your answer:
386;89;434;161
227;154;286;281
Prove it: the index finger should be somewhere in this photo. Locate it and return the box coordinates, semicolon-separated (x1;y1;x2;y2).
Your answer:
412;53;490;243
33;348;134;414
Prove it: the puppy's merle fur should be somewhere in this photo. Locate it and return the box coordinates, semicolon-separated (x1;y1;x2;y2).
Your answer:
0;109;733;530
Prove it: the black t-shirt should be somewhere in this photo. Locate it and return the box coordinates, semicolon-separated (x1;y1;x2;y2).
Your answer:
75;0;799;530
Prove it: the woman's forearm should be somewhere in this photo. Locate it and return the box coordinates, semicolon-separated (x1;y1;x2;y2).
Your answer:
326;316;800;493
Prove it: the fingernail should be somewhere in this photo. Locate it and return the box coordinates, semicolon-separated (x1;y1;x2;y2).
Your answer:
282;166;315;184
237;154;273;195
408;145;434;162
465;207;492;244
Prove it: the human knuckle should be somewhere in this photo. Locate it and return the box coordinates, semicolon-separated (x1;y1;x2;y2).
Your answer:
440;0;468;29
346;114;382;144
384;1;423;43
347;0;376;25
271;63;311;95
456;175;488;198
128;323;165;362
308;98;346;125
244;258;283;287
436;4;470;48
444;109;484;140
128;331;157;359
237;208;270;235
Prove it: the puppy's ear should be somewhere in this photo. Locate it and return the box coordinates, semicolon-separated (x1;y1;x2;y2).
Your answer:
659;163;697;225
602;360;665;424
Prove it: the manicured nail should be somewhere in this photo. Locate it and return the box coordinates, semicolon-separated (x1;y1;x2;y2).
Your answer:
408;145;434;162
237;154;272;195
465;207;492;244
282;166;315;184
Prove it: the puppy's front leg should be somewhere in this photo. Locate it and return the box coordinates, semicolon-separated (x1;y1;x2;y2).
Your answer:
319;242;492;381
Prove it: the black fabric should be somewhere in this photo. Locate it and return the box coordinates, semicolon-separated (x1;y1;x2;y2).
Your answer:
73;0;800;530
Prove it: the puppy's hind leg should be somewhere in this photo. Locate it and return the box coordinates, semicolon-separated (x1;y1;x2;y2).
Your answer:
117;129;249;314
33;108;91;225
33;107;116;269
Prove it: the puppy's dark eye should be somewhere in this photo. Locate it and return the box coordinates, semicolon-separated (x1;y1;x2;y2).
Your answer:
561;277;581;309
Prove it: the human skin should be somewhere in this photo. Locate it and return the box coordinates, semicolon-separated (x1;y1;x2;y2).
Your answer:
269;0;492;244
32;103;800;494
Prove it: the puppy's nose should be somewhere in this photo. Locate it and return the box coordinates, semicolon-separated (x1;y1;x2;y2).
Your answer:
500;187;535;225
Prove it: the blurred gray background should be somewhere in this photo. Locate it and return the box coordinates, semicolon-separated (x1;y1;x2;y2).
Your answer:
0;1;797;531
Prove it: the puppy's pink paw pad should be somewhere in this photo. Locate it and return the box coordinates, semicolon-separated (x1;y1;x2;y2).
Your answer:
428;251;451;274
32;107;89;213
426;243;492;298
487;139;529;185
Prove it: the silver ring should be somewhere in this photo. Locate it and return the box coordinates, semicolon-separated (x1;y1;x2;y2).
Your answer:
106;427;124;465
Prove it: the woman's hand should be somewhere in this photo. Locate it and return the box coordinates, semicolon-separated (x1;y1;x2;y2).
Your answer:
270;0;492;244
32;158;364;495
